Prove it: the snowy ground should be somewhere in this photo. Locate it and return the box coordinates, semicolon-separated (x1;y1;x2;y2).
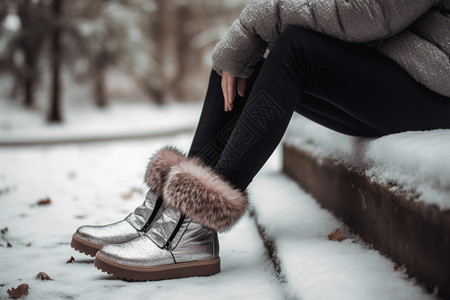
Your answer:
0;131;435;299
0;135;281;300
285;115;450;210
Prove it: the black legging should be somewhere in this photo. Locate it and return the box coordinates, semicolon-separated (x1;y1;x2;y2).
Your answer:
189;27;450;190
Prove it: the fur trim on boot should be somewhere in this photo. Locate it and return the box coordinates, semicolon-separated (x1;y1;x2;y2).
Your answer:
145;146;186;195
163;157;248;232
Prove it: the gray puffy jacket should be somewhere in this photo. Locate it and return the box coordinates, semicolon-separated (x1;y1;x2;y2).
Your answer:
212;0;450;97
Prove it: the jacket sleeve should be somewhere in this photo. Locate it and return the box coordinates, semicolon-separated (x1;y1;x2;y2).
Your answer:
211;19;268;78
212;0;437;78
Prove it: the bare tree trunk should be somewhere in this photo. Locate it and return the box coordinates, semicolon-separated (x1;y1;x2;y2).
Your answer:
48;0;62;122
94;69;107;107
146;0;169;105
19;0;34;108
18;0;44;108
92;47;109;107
172;5;190;100
24;72;34;107
172;5;207;101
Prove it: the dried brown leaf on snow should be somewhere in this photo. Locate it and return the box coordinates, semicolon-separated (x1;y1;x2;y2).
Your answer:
36;272;53;281
122;187;144;200
37;198;52;206
328;228;345;242
7;242;12;248
0;283;5;287
66;256;75;263
2;227;9;244
121;191;133;199
7;283;29;299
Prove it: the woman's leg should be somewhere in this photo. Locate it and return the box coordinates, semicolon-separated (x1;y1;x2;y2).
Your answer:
188;60;264;166
188;58;380;165
213;27;450;190
294;93;383;136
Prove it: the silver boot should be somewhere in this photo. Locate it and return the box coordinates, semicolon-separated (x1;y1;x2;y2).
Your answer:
94;148;249;280
94;205;220;280
71;191;162;257
71;147;186;257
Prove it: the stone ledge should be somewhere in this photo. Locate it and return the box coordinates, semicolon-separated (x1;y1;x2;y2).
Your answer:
282;143;450;299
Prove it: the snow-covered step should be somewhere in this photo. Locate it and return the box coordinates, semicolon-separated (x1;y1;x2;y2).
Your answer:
281;115;450;299
250;172;435;300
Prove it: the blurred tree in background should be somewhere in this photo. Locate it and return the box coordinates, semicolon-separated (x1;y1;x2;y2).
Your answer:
0;0;247;122
1;0;51;108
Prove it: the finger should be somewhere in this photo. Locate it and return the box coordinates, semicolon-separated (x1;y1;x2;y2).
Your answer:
221;75;228;111
226;74;232;110
237;78;246;97
227;77;235;110
224;73;234;111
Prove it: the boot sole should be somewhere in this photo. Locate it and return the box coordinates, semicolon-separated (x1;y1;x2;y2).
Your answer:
94;253;220;281
71;234;102;257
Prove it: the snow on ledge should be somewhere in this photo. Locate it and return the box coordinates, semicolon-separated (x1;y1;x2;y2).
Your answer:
284;115;450;210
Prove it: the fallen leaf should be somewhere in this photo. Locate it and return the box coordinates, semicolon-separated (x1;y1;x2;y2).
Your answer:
37;198;51;206
122;187;144;200
0;283;5;287
328;228;345;242
121;191;133;199
7;242;12;248
1;227;8;234
36;272;53;281
66;256;75;263
26;243;31;247
7;283;29;299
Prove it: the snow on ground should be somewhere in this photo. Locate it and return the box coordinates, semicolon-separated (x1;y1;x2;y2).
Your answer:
284;115;450;210
0;99;202;144
251;167;434;300
0;134;281;300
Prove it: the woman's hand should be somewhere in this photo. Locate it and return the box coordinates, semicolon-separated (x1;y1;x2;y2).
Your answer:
222;71;246;111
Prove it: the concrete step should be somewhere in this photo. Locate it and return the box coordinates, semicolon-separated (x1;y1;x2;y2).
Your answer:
282;143;450;299
250;171;434;300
